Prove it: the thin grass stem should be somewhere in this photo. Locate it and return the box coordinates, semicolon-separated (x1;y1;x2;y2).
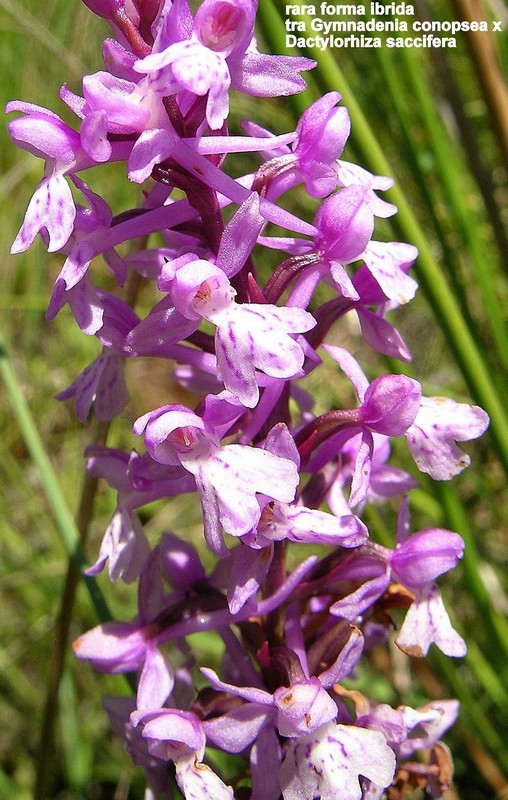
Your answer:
0;335;112;619
34;416;110;799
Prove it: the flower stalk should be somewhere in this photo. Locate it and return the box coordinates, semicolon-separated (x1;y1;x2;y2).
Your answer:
7;1;491;797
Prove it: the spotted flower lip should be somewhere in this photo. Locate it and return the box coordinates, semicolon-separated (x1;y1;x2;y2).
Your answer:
406;395;490;480
279;721;396;800
134;403;300;553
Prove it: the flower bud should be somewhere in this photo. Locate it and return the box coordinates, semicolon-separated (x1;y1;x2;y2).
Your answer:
82;0;123;19
360;374;421;436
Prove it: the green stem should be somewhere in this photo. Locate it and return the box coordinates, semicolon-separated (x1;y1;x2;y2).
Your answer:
397;44;508;370
372;38;498;375
34;417;110;799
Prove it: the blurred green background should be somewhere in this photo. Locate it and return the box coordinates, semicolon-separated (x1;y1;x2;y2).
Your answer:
1;0;507;797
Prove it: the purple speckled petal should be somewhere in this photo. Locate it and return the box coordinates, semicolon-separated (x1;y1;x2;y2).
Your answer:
215;304;315;407
11;175;75;254
395;583;466;658
85;506;150;583
230;52;315;96
188;442;299;544
279;722;396;800
250;725;282;800
361;242;418;305
175;753;234;800
398;700;459;757
406;396;490;480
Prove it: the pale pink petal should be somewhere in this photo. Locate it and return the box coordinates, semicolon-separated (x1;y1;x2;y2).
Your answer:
137;645;174;713
406;396;490;480
362;242;418;305
395;583;466;658
280;722;396;800
11;175;75;254
128;127;176;183
204;703;270;752
175;754;234;800
85;506;150;583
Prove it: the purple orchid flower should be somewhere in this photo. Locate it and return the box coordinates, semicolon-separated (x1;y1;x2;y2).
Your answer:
298;346;422;507
7;102;83;254
133;401;299;553
330;498;466;657
168;257;316;406
249;91;351;199
131;707;235;799
134;0;314;130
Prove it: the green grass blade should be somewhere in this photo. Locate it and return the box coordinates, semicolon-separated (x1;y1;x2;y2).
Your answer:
0;335;111;623
430;649;508;775
394;45;508;370
369;42;498;373
434;480;508;673
59;667;94;793
466;640;508;710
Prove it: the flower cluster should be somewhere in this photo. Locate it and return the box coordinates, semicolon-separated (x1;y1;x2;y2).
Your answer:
9;1;490;798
